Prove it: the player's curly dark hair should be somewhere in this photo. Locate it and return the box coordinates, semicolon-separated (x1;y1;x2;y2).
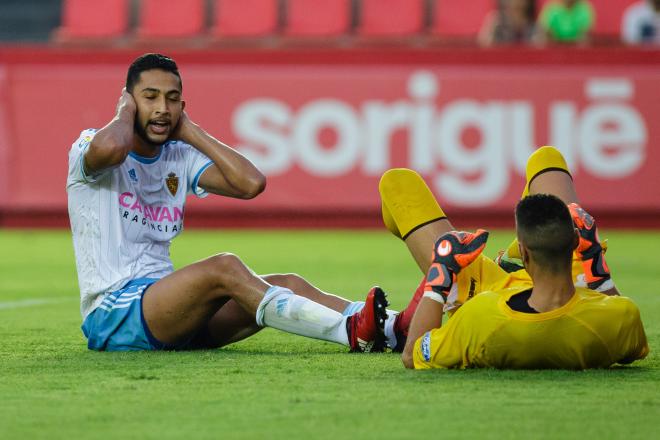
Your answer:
515;194;576;273
126;53;181;93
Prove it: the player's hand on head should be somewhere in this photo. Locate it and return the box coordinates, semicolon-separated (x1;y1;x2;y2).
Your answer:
116;87;137;115
170;110;195;142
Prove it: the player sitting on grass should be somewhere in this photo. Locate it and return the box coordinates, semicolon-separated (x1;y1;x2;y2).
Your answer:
374;147;648;369
66;53;389;353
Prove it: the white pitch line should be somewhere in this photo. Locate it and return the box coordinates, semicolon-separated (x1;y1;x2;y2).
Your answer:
0;297;76;310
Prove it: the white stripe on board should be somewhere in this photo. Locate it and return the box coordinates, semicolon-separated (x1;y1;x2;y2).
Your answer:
0;297;76;310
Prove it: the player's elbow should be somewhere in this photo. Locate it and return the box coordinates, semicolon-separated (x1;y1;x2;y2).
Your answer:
88;140;130;170
401;350;415;369
240;173;266;199
105;144;131;166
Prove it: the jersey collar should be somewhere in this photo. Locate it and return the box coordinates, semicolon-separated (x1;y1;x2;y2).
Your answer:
128;145;164;164
498;287;581;321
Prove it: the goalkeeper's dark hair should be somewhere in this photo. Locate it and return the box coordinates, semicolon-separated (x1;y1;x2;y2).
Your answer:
515;194;576;273
126;53;181;93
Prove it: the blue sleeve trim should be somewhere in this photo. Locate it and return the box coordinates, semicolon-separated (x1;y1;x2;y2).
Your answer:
192;160;214;197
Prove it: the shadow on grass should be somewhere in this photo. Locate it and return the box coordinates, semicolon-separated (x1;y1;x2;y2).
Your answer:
402;364;656;385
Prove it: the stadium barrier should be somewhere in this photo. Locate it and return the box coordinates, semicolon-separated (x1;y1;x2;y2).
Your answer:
0;47;658;228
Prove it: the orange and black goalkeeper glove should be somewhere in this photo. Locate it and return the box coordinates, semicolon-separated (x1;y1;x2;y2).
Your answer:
568;203;612;291
424;229;489;303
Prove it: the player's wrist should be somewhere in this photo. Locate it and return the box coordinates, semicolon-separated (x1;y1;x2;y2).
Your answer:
581;251;612;291
180;119;196;138
424;262;456;297
175;119;202;144
115;106;135;124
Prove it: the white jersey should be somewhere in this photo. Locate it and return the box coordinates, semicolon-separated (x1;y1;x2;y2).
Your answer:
66;129;213;319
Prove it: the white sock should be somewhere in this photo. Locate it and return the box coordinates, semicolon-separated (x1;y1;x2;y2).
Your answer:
256;286;349;346
342;301;365;316
384;312;399;349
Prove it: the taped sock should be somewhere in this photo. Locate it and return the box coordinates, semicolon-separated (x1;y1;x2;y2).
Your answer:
384;312;398;349
256;286;348;346
382;202;402;238
522;146;571;197
342;301;365;316
504;238;522;260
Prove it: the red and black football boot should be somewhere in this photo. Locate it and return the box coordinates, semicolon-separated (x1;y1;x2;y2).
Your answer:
347;287;389;353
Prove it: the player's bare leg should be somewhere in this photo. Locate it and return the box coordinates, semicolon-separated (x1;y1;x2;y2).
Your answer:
516;146;618;295
142;255;387;351
499;146;578;267
378;168;454;350
191;299;262;348
195;272;355;346
142;253;270;345
191;273;363;349
379;168;454;273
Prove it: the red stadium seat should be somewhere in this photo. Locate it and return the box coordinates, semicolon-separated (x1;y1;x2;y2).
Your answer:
358;0;425;37
284;0;351;37
54;0;129;39
430;0;492;37
136;0;205;38
211;0;279;37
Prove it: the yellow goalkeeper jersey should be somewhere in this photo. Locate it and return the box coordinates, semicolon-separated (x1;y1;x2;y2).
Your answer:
413;287;649;369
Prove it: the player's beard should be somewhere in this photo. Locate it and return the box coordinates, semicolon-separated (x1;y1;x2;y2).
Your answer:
134;119;166;147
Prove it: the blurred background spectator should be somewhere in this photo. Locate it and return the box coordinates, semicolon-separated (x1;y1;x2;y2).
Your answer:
538;0;595;45
478;0;538;46
621;0;660;45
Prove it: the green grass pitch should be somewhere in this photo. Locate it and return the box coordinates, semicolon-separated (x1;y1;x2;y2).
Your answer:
1;228;659;439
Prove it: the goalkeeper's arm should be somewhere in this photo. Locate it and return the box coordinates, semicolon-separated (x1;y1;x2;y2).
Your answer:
401;295;445;369
401;229;489;369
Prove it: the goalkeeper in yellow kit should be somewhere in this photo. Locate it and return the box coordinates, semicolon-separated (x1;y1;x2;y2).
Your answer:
379;146;648;369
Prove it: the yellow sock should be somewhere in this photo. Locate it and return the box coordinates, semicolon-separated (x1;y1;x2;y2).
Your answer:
521;145;571;197
505;239;521;259
507;146;572;258
381;202;401;238
379;168;446;240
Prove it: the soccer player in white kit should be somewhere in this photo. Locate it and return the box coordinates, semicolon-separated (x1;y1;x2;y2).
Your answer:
67;53;391;352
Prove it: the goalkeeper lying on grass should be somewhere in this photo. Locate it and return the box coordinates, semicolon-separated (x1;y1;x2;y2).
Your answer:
375;146;648;369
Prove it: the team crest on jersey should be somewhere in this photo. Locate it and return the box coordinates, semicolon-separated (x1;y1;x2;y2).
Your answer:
165;172;179;196
128;168;138;183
